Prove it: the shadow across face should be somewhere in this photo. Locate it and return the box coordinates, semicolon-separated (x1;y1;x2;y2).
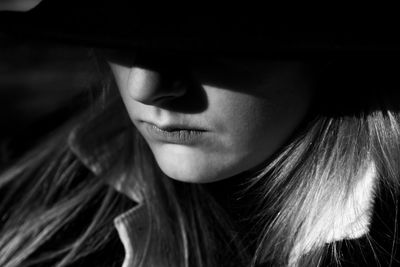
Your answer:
102;47;318;117
102;48;210;114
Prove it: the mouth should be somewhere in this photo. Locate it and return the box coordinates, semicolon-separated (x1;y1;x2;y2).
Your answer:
152;124;207;132
141;121;208;145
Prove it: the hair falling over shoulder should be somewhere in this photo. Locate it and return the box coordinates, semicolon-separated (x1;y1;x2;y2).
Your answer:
0;106;135;266
0;57;400;267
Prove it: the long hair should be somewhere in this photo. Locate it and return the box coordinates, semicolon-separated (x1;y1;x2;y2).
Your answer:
0;55;399;267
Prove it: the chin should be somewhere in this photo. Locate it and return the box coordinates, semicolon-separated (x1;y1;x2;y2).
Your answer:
149;146;227;183
148;143;251;183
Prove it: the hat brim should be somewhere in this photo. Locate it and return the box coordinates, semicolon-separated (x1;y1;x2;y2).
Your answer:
2;7;400;58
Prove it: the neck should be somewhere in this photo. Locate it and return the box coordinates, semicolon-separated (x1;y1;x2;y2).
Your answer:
204;164;264;251
204;163;263;214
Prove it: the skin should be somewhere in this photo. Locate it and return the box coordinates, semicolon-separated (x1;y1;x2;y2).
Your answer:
107;51;315;183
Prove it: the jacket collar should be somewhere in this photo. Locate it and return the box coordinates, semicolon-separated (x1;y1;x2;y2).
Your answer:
67;97;130;176
67;96;144;202
67;98;152;266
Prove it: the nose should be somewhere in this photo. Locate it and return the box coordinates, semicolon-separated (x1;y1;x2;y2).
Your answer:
126;67;187;105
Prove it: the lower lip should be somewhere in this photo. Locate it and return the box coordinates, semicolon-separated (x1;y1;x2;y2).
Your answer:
143;123;207;145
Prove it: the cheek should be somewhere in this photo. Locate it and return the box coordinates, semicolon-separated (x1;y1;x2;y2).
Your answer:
109;63;130;92
207;85;310;167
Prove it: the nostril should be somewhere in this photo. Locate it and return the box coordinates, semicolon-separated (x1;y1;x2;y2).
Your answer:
151;79;187;104
127;66;189;105
171;80;187;96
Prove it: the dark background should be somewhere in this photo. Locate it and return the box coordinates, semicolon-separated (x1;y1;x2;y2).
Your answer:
0;1;96;165
0;32;95;166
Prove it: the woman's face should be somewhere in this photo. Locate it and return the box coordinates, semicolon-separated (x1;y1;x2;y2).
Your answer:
107;51;315;183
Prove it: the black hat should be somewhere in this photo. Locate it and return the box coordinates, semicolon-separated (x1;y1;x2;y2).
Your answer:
1;0;400;58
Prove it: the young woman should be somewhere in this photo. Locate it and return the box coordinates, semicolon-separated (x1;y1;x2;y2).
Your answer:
1;1;400;267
